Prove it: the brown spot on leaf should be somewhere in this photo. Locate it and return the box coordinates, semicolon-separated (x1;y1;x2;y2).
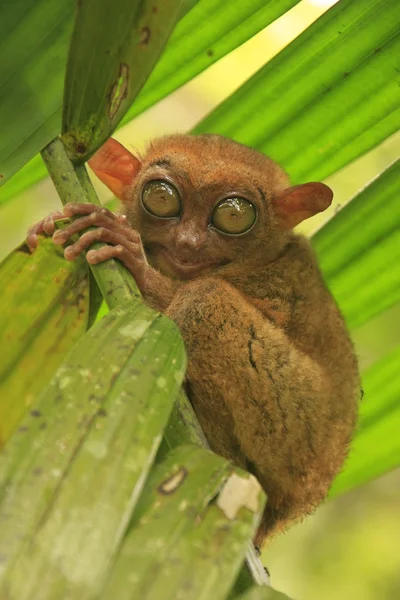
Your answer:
97;408;107;417
108;63;129;119
75;142;87;156
31;409;42;418
139;26;151;46
207;49;214;57
152;5;158;13
158;467;188;495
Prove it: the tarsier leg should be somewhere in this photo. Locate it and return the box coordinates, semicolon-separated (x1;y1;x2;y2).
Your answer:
167;279;343;547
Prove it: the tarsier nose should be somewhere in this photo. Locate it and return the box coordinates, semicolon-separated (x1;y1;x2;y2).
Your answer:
175;227;206;252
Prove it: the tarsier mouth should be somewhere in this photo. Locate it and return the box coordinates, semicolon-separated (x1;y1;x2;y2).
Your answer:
150;245;229;280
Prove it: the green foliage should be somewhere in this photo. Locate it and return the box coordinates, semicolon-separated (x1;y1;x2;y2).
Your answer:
195;0;400;183
0;0;399;597
314;160;400;331
0;239;95;445
0;0;74;190
312;160;400;495
101;445;265;599
0;0;298;193
0;301;186;598
62;0;185;161
331;344;400;497
121;0;300;126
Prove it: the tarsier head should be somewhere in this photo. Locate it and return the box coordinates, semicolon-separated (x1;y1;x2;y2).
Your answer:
89;134;332;280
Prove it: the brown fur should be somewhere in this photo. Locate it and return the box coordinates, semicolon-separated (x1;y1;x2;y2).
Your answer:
29;133;360;547
121;134;360;545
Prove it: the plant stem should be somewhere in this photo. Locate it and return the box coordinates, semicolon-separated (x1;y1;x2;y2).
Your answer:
41;137;141;309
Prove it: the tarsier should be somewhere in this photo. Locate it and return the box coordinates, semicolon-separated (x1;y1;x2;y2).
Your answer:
27;134;360;548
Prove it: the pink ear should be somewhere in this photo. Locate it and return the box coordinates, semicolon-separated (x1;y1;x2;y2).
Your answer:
272;182;333;229
88;138;141;201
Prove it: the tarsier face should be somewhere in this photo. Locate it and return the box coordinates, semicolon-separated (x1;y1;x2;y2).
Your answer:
89;134;333;281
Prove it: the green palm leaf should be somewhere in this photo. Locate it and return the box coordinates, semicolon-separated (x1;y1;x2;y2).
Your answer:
331;345;400;497
101;445;264;599
314;160;400;330
0;0;298;192
195;0;400;183
0;238;98;445
0;301;186;599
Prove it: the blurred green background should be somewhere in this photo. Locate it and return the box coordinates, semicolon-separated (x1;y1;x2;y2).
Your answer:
0;1;399;598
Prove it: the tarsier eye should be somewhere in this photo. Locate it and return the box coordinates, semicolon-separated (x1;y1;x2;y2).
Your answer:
212;198;257;235
142;180;181;218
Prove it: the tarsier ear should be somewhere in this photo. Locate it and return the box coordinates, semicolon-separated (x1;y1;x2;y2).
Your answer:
88;138;142;202
272;182;333;229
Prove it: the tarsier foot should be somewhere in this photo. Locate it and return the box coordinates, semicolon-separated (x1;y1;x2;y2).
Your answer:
26;211;65;251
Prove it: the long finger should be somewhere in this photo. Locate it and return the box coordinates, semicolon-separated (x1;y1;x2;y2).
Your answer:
43;211;65;235
63;227;140;260
53;212;116;244
63;203;117;219
87;245;139;277
26;231;39;251
86;245;124;264
54;214;141;247
26;211;65;250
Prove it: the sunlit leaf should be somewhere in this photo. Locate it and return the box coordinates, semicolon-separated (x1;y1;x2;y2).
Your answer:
195;0;400;183
0;238;97;446
0;301;186;599
0;0;73;189
62;0;185;161
331;345;400;497
313;160;400;330
101;445;265;600
121;0;300;125
0;0;298;193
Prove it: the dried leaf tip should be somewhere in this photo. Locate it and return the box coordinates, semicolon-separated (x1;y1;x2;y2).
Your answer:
217;473;262;520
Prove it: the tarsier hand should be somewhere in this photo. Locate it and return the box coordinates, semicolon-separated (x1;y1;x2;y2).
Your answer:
27;203;177;311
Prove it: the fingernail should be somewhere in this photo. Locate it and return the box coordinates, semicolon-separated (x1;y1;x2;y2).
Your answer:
86;251;96;263
53;231;64;243
64;247;74;260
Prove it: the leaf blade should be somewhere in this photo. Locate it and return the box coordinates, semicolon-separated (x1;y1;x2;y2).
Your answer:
0;301;186;599
0;0;300;194
194;0;400;183
313;160;400;330
0;239;92;446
